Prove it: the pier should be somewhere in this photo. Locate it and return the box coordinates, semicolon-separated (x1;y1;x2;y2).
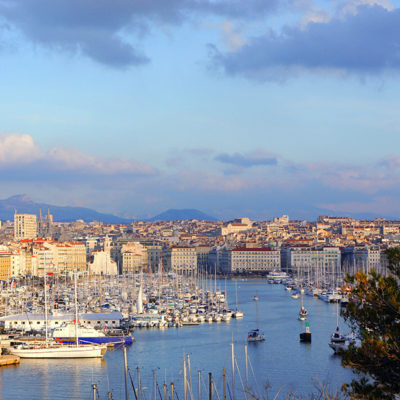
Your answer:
0;355;20;367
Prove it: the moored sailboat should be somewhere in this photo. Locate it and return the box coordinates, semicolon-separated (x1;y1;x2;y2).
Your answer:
10;270;106;359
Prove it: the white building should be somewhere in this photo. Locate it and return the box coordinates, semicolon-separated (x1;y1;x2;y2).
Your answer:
0;312;123;331
89;250;118;275
14;213;37;241
227;247;281;273
281;246;341;276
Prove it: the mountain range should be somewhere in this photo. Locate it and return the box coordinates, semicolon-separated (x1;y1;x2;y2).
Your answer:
147;209;217;222
0;195;217;223
0;195;130;223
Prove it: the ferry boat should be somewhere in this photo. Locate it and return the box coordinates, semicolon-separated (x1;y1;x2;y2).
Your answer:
53;323;133;345
266;271;289;284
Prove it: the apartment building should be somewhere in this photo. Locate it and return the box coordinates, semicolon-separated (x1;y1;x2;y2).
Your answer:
341;245;383;274
14;213;37;241
121;242;148;274
281;246;341;276
0;253;11;280
219;247;281;274
163;246;197;273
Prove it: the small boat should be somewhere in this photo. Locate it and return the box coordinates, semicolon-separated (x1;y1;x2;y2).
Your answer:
328;326;347;353
232;310;244;318
298;306;308;318
253;295;259;301
247;329;265;342
291;292;300;299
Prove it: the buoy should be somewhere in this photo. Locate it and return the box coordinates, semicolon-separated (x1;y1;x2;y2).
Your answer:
300;322;312;342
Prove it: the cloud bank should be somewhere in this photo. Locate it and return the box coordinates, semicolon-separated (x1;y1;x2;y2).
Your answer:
211;5;400;81
0;133;157;176
2;133;400;219
0;0;284;67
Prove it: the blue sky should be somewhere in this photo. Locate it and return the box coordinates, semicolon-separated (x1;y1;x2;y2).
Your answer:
1;0;400;220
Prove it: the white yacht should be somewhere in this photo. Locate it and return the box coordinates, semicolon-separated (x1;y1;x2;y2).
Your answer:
10;269;106;359
10;342;106;359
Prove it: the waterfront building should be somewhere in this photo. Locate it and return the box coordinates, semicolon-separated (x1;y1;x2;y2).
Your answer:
0;312;123;331
281;246;341;276
208;245;229;273
14;213;37;241
195;245;212;271
163;246;197;273
341;245;383;274
145;244;162;272
219;247;281;274
121;242;148;274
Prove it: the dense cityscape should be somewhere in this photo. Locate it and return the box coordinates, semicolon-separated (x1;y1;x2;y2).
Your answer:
0;212;397;280
1;0;400;397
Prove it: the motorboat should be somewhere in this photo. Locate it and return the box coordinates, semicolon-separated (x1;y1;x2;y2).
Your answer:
247;329;265;342
232;310;244;318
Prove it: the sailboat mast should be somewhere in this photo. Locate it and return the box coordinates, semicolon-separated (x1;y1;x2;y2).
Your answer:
74;271;79;347
44;254;48;346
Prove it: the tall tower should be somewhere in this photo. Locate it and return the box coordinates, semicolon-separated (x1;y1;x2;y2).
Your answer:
38;209;43;237
45;209;53;237
14;212;37;241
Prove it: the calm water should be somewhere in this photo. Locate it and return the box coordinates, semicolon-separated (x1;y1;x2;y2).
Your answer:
0;280;354;399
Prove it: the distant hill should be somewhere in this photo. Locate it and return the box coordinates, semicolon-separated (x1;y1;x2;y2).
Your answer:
0;195;131;224
148;209;217;222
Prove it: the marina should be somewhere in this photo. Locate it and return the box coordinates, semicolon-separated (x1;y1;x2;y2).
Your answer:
0;279;354;399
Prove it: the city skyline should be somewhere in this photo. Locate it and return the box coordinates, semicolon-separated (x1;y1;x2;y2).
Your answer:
1;0;400;219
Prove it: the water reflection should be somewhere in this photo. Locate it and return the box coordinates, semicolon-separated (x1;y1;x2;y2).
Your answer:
1;358;106;400
0;281;354;399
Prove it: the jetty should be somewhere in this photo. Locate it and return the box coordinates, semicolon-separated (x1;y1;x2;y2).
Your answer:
0;355;20;366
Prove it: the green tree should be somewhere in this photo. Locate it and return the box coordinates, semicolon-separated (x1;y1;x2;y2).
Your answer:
340;247;400;399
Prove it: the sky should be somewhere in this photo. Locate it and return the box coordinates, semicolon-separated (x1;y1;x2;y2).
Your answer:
1;0;400;220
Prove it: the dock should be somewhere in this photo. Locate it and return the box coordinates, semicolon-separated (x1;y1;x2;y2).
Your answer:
0;355;20;366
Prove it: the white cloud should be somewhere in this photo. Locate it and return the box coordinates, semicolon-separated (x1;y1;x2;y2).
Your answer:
340;0;395;15
0;132;156;176
0;133;43;164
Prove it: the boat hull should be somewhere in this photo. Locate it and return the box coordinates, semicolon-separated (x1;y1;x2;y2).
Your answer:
10;345;106;359
54;336;133;345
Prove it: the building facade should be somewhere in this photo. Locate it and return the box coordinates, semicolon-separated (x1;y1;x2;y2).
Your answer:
227;247;281;273
163;246;197;273
14;213;37;241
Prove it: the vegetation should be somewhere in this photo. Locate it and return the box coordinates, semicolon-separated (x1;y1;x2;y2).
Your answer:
341;247;400;399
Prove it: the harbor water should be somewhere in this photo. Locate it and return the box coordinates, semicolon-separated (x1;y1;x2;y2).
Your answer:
0;280;354;399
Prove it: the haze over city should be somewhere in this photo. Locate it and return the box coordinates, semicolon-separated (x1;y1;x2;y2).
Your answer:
1;0;400;220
